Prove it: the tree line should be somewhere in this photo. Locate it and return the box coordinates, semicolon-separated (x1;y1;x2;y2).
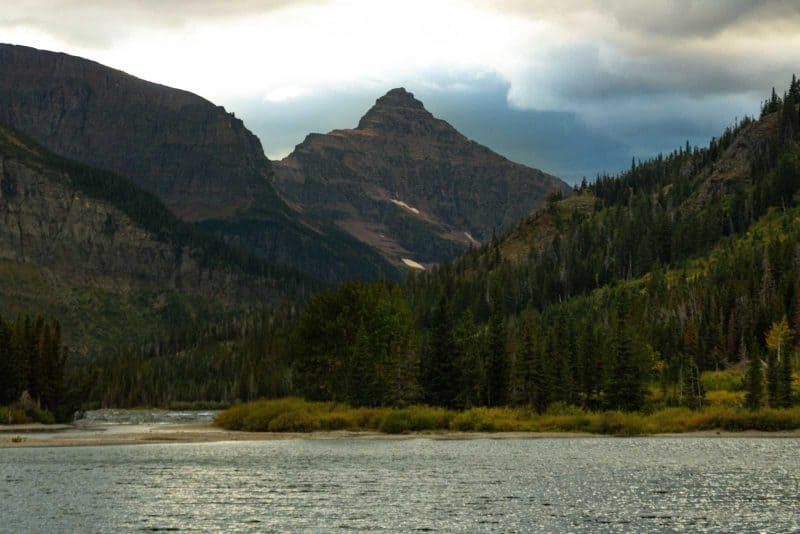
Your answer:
0;315;67;418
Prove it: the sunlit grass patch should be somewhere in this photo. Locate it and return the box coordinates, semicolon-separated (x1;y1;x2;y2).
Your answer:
705;390;746;407
701;370;744;391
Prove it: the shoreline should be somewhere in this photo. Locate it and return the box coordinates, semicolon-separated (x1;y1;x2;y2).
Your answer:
2;423;800;448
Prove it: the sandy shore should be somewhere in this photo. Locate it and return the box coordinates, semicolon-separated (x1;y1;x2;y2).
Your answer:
1;423;799;448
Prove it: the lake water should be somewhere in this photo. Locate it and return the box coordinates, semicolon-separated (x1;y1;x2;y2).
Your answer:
2;437;799;532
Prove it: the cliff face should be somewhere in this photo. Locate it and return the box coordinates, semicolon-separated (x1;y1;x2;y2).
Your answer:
0;43;395;282
0;140;282;307
273;88;570;266
0;43;271;221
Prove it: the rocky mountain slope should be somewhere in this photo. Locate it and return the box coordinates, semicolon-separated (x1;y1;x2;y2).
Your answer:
0;43;393;283
0;122;314;354
272;88;569;266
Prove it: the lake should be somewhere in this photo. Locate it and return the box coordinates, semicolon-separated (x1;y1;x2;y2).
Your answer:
2;437;799;532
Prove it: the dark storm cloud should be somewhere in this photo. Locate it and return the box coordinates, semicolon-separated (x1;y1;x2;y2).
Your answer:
485;0;800;114
523;42;787;103
488;0;800;38
603;0;795;38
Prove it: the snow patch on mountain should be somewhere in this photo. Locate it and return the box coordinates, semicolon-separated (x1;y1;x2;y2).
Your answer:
390;199;420;215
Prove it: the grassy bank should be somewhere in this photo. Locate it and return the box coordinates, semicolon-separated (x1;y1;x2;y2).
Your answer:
214;397;800;436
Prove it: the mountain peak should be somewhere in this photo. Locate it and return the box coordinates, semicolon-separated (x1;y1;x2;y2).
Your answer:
276;87;568;266
375;87;424;109
357;87;437;132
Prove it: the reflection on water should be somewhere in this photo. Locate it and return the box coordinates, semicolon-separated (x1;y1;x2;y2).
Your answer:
1;438;799;532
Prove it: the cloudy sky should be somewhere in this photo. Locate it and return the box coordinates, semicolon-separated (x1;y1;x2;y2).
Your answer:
2;0;799;182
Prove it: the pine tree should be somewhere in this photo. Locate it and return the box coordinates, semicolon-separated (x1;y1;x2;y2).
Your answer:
790;74;800;103
347;322;373;407
454;310;482;408
513;307;537;406
0;316;21;405
531;343;552;414
779;346;794;408
423;289;458;408
605;308;645;412
575;325;598;408
745;349;764;410
485;301;509;406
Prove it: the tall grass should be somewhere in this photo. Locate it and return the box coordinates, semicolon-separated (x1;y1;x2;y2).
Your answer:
214;398;800;435
0;405;54;425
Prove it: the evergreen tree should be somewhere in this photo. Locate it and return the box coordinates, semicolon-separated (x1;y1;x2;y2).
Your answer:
745;350;764;410
606;308;645;411
454;310;483;408
0;317;21;405
423;289;459;408
485;297;509;406
531;344;552;414
512;307;537;406
779;345;794;408
766;317;791;406
347;322;373;407
679;354;705;409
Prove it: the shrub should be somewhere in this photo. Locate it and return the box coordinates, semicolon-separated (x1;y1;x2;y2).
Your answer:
267;411;319;432
701;370;743;391
533;413;592;432
31;409;55;425
355;408;389;429
379;411;412;434
0;406;29;425
705;390;746;407
545;402;585;416
213;404;250;430
450;409;486;431
403;406;454;431
715;407;800;431
378;406;453;434
591;411;645;435
240;398;313;431
318;413;351;430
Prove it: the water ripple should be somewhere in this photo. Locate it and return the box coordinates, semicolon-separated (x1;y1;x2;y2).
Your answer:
1;438;799;532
